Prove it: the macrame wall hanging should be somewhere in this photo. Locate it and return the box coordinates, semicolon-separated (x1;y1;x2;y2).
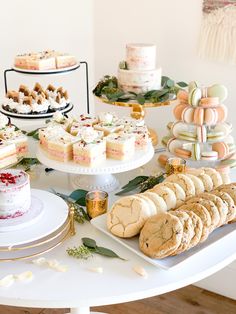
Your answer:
198;0;236;64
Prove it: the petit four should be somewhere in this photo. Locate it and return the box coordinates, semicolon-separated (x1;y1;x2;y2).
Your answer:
14;50;77;70
106;133;135;160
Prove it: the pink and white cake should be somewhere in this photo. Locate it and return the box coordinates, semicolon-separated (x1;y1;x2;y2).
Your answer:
118;43;162;94
106;133;135;160
0;169;31;219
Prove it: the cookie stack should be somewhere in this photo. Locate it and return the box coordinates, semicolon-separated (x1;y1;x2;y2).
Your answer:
139;183;236;259
162;83;235;163
107;169;230;238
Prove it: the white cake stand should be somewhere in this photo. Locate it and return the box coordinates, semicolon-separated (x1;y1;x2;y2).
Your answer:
37;144;154;192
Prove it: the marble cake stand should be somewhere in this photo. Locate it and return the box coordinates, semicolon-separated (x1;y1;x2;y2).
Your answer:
37;144;154;192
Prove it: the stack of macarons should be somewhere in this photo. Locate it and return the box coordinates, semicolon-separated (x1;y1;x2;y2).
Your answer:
162;82;235;162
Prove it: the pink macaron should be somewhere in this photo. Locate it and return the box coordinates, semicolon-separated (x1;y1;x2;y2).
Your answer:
182;106;195;123
177;90;188;103
201;151;218;161
212;142;229;159
216;104;228;123
197;125;207;142
173;103;188;120
193;107;204;125
204;108;218;126
175;147;191;159
199;97;219;108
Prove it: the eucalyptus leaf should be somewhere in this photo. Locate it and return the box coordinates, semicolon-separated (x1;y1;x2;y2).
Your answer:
166;79;175;88
136;94;145;105
70;189;88;203
95;246;126;260
115;185;141;196
121;176;148;189
27;128;40;136
33;133;39;140
177;81;188;88
82;237;97;249
161;76;170;86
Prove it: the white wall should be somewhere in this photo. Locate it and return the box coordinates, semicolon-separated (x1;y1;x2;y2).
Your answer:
94;0;236;139
93;0;236;299
0;0;94;129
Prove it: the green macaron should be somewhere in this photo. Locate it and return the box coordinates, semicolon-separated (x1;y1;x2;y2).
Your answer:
207;84;228;102
188;87;202;107
188;81;198;93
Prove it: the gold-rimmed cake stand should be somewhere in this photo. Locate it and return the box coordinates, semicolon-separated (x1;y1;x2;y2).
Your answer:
96;96;173;146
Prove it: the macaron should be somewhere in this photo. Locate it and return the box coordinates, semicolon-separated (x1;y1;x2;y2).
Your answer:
167;138;183;154
188;87;202;107
201;151;218;161
216;104;228;123
175;147;192;159
199;97;219;108
178;131;197;142
219;158;236;168
192;143;201;160
193;107;204;125
182;106;195;123
204;108;218;126
207;84;228;102
207;131;224;142
173;103;188;120
157;154;169;167
212;142;229;159
197;125;207;142
162;135;171;146
188;81;198;93
177;90;188;103
213;122;231;137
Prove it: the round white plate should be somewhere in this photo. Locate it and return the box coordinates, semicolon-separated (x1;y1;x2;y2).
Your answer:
0;189;68;247
12;63;80;74
0;103;73;119
37;143;154;175
0;195;44;232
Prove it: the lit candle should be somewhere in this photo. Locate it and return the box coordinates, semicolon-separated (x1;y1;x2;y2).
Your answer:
166;157;186;176
85;190;108;219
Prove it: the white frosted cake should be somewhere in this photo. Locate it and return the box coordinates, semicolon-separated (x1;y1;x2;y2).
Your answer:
0;169;31;219
118;43;162;94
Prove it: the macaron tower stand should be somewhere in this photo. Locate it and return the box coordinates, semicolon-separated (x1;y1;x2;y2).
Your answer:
162;82;235;167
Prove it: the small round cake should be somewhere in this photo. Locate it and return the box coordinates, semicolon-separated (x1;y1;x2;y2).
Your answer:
0;169;31;219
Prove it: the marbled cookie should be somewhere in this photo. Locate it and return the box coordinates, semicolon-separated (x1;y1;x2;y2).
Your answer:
139;212;183;259
198;193;228;226
165;174;195;198
160;182;186;207
178;203;211;242
169;210;195;255
151;185;177;210
201;168;223;189
185;174;205;195
135;194;157;216
143;191;168;213
186;197;220;232
107;195;151;238
197;173;214;192
211;190;236;223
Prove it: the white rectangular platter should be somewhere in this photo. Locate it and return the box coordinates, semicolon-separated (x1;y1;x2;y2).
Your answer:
91;213;236;270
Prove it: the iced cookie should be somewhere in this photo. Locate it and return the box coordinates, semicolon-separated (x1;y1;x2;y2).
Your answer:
197;173;214;192
165;173;195;198
139;212;183;259
182;211;203;249
143;191;168;213
151;185;177;210
200;168;223;189
107;195;151;238
185;174;205;195
135;194;157;216
211;190;236;223
160;182;186;207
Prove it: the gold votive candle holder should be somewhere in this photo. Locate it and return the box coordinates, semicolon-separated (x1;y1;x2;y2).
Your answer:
86;190;108;219
166;157;186;176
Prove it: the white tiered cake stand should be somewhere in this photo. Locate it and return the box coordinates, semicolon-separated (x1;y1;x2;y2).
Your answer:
37;144;154;192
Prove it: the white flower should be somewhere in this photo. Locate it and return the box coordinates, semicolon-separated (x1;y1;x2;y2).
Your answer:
81;128;98;144
0;113;9;129
52;111;64;123
99;112;114;124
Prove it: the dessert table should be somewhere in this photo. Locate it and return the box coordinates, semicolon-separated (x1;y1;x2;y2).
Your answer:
1;145;236;314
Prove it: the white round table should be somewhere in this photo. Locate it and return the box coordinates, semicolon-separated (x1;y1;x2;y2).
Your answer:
0;153;236;314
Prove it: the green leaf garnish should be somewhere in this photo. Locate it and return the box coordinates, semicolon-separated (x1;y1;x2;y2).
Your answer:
177;81;188;88
69;189;88;206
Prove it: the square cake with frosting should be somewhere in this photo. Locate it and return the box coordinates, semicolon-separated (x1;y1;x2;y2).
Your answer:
106;133;135;160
